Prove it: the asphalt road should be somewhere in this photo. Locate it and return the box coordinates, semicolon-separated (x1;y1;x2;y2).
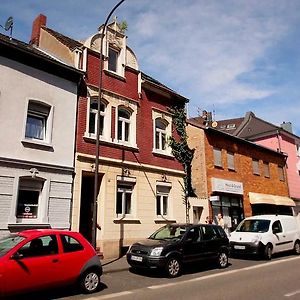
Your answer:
10;253;300;300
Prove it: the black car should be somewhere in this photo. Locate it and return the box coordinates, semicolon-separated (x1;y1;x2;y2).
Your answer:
126;223;230;277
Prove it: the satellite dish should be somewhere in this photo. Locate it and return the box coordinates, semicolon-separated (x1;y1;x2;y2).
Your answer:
1;16;13;38
4;16;13;31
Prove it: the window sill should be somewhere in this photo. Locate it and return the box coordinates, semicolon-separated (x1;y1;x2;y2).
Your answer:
152;150;174;159
83;134;139;151
113;218;141;224
104;69;126;81
8;223;51;232
21;139;54;151
154;218;176;224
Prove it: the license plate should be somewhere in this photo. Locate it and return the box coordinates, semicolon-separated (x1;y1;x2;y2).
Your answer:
131;255;143;262
234;245;246;250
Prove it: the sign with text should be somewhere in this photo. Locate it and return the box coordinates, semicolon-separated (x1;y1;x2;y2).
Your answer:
211;178;243;195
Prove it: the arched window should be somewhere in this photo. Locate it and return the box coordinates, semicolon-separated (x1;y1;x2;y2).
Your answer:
118;108;131;142
155;118;167;151
89;98;106;136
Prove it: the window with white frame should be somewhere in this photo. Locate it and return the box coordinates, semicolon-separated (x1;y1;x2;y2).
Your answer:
156;185;171;216
155;118;167;151
88;98;106;136
116;184;133;216
16;178;44;220
108;47;119;73
25;100;52;142
213;148;222;168
117;108;131;143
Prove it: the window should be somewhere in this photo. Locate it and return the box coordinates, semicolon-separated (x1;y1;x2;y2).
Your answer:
108;47;119;72
156;185;170;216
227;152;235;171
213;148;222;168
60;235;83;253
252;159;260;175
263;162;270;178
25;100;51;142
278;166;285;181
116;184;133;215
88;98;105;136
155;118;167;151
18;235;58;257
117;108;131;143
16;178;44;219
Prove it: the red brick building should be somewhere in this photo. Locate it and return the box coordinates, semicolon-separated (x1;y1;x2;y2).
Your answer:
187;120;292;232
30;15;188;258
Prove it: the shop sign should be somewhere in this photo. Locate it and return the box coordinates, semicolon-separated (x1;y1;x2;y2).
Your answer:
211;178;243;195
17;203;38;219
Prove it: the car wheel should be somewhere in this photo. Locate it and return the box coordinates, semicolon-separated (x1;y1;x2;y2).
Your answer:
80;269;100;294
165;257;181;278
264;244;272;260
294;241;300;255
217;251;228;268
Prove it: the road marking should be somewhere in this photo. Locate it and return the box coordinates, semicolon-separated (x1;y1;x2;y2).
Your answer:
87;256;300;299
149;256;300;290
88;291;133;299
285;289;300;297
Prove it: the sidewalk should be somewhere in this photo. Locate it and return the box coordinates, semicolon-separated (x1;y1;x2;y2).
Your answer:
101;255;129;274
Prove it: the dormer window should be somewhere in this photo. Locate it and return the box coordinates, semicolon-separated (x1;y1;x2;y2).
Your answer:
108;47;119;73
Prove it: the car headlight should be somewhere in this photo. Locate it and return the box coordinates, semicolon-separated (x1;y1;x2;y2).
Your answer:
150;247;163;256
251;235;262;245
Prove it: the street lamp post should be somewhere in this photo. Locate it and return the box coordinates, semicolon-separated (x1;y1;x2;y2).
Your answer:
92;0;126;249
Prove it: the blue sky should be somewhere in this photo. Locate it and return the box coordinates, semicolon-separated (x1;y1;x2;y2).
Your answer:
1;0;299;135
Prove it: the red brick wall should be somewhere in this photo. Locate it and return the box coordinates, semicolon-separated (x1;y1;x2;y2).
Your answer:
205;130;289;217
76;52;183;171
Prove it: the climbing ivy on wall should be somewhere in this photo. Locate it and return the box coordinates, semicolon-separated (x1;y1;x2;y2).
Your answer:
168;103;195;223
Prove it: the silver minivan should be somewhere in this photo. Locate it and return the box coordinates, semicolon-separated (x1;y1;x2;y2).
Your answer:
229;215;300;259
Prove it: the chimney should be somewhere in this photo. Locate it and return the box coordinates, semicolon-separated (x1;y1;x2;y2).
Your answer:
30;14;47;46
280;121;293;134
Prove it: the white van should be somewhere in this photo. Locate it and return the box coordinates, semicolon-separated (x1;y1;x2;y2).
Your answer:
229;215;300;260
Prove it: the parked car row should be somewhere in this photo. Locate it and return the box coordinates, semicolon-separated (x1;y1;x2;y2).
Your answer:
127;215;300;277
1;215;300;297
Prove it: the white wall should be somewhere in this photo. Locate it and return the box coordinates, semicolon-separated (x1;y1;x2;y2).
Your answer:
0;57;78;168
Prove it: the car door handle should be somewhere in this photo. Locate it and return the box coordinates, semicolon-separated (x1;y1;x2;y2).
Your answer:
52;258;59;263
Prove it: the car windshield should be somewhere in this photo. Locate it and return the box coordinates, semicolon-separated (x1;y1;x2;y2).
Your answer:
149;225;187;240
236;219;270;233
0;234;25;257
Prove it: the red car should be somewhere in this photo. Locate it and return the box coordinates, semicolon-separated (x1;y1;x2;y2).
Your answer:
0;229;102;297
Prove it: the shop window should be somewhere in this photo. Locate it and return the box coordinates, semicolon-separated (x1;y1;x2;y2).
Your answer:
17;178;44;219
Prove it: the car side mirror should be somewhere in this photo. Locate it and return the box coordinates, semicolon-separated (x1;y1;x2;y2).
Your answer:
11;252;24;260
